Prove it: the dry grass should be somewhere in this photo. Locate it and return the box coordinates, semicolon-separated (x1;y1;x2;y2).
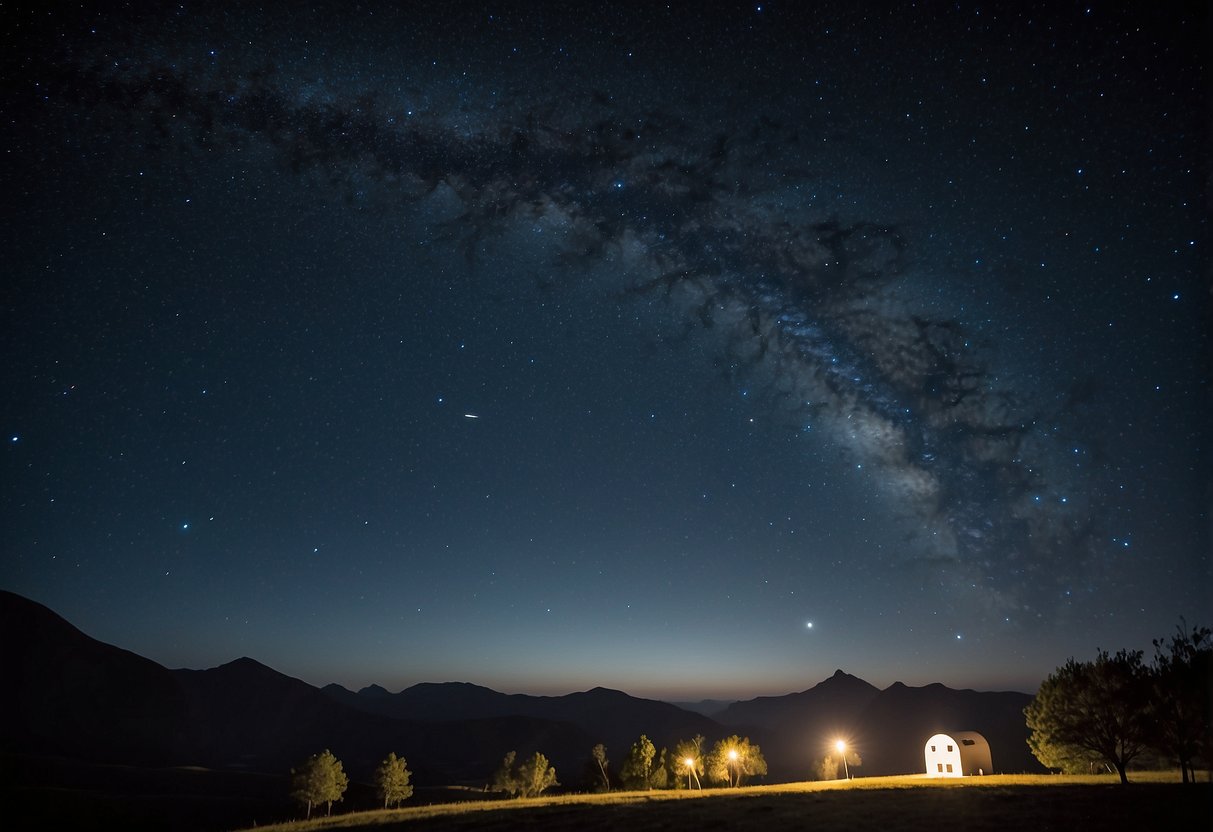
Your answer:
242;772;1210;832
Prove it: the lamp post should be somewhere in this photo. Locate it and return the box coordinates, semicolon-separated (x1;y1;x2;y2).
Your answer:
727;749;739;788
683;757;700;790
835;740;850;780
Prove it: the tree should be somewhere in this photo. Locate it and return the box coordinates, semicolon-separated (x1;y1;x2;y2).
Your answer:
815;748;860;781
493;750;558;798
620;734;656;790
290;749;349;818
493;751;521;795
1025;649;1153;783
1151;620;1213;783
590;743;610;791
516;751;559;797
706;735;767;787
673;735;705;790
374;751;413;809
650;748;670;790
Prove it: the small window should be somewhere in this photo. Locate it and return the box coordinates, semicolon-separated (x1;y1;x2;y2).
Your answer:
961;739;975;746
930;745;936;752
947;745;953;752
937;763;943;772
946;764;953;773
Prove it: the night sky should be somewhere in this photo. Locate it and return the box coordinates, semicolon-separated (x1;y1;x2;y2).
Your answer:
3;2;1208;701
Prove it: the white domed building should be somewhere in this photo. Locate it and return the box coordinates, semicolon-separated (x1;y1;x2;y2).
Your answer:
924;732;992;777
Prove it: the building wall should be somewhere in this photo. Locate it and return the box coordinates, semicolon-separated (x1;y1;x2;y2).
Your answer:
954;733;993;775
924;733;964;777
924;732;992;777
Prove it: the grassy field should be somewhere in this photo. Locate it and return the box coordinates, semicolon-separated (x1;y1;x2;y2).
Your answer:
242;773;1212;832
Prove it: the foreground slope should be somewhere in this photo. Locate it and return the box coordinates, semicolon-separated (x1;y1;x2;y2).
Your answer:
239;777;1211;832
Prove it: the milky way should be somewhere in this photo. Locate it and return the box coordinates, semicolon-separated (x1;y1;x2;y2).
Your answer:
31;41;1111;627
5;3;1206;695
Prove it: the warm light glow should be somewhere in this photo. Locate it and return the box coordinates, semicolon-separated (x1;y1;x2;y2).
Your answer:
727;749;739;761
834;738;852;779
682;756;701;790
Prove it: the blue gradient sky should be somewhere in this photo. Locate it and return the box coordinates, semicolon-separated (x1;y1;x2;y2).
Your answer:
2;1;1207;700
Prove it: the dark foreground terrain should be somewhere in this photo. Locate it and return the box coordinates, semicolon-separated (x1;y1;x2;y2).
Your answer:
9;755;1209;832
259;783;1213;832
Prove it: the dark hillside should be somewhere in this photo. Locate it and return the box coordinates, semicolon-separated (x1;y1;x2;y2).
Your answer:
0;590;187;764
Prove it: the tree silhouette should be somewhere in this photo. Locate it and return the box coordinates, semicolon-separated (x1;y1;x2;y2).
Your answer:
620;734;656;790
290;749;348;818
516;751;559;797
673;735;705;789
1026;649;1152;783
590;743;610;791
706;735;767;787
492;751;521;795
1151;620;1212;783
493;750;558;797
374;751;413;808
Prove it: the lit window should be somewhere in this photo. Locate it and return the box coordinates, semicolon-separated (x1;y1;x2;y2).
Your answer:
946;764;953;773
937;763;943;772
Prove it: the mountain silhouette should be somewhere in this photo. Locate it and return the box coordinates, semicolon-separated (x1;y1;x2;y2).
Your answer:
850;680;1040;775
323;680;724;779
0;590;187;764
715;670;1039;777
3;590;1040;787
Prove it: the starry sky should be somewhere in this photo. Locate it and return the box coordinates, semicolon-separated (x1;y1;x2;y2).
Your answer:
2;2;1208;701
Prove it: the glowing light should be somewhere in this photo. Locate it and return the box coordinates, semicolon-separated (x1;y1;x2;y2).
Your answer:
682;757;700;790
835;739;851;779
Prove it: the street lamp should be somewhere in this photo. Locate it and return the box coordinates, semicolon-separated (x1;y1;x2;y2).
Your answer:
835;740;850;780
727;748;739;788
683;757;700;790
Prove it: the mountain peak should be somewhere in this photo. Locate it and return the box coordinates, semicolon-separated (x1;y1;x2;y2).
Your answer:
216;656;277;675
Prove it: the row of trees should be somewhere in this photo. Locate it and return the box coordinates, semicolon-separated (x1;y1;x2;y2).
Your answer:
289;623;1206;817
1026;621;1212;784
587;733;767;791
289;749;413;818
288;732;767;818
